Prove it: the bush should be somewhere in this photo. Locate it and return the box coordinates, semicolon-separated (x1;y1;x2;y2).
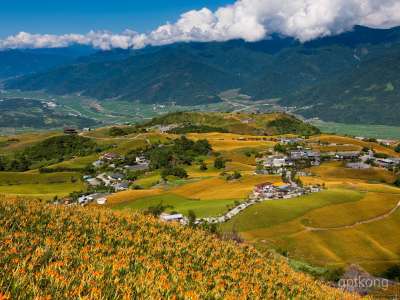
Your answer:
161;167;188;180
383;265;400;281
214;157;226;169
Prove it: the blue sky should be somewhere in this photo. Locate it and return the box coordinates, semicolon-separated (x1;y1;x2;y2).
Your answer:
0;0;232;37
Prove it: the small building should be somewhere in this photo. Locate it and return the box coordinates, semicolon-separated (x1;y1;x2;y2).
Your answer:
92;160;104;168
86;178;101;186
64;127;78;135
109;173;125;181
160;213;185;222
101;152;120;161
113;182;129;191
96;197;107;205
375;158;400;169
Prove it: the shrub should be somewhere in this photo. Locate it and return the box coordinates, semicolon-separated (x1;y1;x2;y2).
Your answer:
214;157;226;169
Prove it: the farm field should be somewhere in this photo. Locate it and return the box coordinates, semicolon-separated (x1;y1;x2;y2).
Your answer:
222;161;400;274
112;193;237;218
0;171;84;200
312;120;400;140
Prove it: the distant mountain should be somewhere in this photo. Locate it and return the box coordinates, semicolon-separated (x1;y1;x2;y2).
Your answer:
0;46;95;79
281;44;400;125
5;26;400;124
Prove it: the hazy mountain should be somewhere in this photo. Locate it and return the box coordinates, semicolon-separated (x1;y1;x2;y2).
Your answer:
0;46;95;79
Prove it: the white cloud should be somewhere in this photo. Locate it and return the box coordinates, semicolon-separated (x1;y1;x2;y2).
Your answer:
1;0;400;50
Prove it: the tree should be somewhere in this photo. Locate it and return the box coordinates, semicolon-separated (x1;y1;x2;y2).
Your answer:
187;210;197;227
144;202;173;217
274;143;286;153
394;178;400;187
395;144;400;153
109;127;127;137
200;161;208;171
227;171;242;181
161;167;188;180
214;157;226;169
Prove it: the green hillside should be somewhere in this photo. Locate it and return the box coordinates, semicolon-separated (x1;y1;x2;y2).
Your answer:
282;45;400;125
145;111;320;135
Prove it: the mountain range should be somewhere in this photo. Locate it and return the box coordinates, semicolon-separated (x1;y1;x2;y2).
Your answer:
3;26;400;125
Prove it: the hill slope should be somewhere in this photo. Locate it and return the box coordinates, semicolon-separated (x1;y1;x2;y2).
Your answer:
281;45;400;125
0;198;356;299
145;111;320;136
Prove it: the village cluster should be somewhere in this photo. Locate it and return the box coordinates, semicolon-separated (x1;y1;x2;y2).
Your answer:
255;137;400;176
74;152;150;206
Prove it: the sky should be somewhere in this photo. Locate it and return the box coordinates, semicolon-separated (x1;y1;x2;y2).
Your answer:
1;0;400;50
0;0;232;37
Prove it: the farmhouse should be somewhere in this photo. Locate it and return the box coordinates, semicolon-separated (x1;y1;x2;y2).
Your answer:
289;150;321;166
328;151;361;160
92;160;104;168
112;182;129;191
159;213;187;224
279;137;304;145
109;173;125;181
101;152;120;161
256;155;293;174
63;127;78;135
375;157;400;169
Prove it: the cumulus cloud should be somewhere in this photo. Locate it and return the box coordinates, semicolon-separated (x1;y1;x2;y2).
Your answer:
1;0;400;50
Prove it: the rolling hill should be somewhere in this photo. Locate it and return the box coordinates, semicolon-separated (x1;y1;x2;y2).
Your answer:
144;111;320;136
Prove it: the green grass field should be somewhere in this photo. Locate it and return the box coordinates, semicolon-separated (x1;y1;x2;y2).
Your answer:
312;120;400;139
0;171;84;200
112;193;237;218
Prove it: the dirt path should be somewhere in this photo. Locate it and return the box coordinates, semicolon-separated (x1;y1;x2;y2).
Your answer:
304;200;400;232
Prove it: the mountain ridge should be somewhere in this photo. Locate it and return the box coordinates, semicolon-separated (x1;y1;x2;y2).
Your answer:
4;26;400;124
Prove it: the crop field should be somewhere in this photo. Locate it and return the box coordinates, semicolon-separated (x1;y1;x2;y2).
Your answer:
0;131;61;156
310;162;396;184
47;154;98;170
0;171;84;200
186;132;275;151
112;193;237;218
171;174;282;200
310;134;400;157
0;198;354;299
222;161;400;274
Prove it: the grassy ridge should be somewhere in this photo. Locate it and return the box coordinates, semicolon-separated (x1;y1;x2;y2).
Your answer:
0;198;356;299
147;112;320;136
